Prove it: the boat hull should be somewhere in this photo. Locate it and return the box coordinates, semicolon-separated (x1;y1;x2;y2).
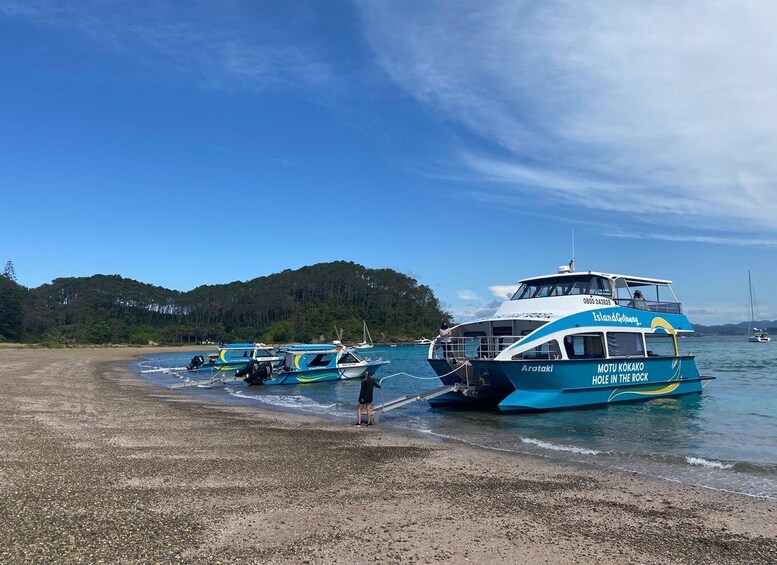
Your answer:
190;361;251;375
264;368;342;385
340;360;390;380
427;358;513;407
263;360;389;385
491;356;703;412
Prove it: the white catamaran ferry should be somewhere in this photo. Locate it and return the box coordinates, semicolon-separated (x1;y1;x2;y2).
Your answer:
427;264;712;412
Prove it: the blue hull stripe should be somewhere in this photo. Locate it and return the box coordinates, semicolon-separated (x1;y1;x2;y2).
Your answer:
498;356;702;411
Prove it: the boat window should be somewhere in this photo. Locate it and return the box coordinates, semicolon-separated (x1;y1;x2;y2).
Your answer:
308;354;333;367
253;348;276;358
512;339;561;360
536;284;561;298
512;276;613;300
338;353;359;364
587;277;612;296
645;333;677;357
606;332;645;357
513;283;540;299
567;279;590;295
563;333;606;359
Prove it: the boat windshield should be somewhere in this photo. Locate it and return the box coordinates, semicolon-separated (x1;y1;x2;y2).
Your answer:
226;349;254;358
613;278;682;314
338;352;361;364
512;275;612;300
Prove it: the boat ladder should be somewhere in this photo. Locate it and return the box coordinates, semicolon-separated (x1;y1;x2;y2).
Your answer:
372;364;471;422
374;384;457;415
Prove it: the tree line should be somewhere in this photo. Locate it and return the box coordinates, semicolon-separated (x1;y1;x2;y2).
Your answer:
0;261;451;345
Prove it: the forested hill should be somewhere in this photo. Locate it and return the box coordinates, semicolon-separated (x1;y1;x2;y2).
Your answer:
1;262;450;345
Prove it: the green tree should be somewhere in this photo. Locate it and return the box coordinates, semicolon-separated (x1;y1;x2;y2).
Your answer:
0;275;24;340
20;262;450;344
2;260;16;282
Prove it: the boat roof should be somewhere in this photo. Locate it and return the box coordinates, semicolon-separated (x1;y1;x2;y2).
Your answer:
219;342;274;349
519;271;673;285
280;343;342;352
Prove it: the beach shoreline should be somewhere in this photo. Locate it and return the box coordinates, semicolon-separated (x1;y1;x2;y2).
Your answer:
1;347;775;563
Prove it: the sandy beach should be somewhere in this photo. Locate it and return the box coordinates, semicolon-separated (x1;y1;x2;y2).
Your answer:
0;347;775;564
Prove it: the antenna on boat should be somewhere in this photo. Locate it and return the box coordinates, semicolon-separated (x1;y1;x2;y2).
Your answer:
558;229;577;274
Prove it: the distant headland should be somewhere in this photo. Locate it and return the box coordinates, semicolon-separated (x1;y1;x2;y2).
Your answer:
0;261;451;346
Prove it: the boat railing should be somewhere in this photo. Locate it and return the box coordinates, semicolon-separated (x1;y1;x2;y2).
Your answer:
431;335;523;360
614;298;682;314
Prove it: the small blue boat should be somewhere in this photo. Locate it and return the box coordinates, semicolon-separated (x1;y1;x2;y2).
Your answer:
426;264;712;411
186;342;283;374
242;342;390;385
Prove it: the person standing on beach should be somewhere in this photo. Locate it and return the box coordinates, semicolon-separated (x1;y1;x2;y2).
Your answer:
355;372;381;427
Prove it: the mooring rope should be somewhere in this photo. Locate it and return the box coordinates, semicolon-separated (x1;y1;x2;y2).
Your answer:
375;360;471;412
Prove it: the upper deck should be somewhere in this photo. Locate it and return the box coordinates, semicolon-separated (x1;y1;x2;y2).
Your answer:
505;270;682;315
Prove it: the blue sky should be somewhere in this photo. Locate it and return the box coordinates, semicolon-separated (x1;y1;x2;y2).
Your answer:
2;1;776;325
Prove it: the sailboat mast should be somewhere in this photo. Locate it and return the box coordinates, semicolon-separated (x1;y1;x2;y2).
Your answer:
748;270;755;334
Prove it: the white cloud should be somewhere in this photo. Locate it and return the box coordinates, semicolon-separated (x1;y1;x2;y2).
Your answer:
602;230;777;249
1;0;334;92
456;289;479;300
489;285;519;300
603;231;777;249
686;302;776;326
358;1;777;233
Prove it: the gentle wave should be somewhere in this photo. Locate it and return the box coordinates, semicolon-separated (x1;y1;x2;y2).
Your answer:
521;437;601;455
229;390;337;411
686;456;734;470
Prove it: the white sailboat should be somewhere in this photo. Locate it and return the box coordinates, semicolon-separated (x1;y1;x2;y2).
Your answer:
354;320;374;349
748;270;771;343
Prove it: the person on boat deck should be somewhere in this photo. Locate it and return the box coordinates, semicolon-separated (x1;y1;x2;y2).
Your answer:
439;322;452;359
632;290;647;310
355;372;381;427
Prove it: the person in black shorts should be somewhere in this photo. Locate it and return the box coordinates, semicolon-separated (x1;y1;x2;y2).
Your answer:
355;372;381;427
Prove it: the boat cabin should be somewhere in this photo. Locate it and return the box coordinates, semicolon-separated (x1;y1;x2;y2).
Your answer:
434;270;685;361
510;271;682;313
215;343;280;364
278;343;367;372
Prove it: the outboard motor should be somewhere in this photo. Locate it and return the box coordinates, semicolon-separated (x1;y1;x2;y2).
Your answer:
237;360;272;385
186;355;206;371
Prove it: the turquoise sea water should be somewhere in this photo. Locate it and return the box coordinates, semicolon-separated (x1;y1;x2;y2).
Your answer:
137;336;777;499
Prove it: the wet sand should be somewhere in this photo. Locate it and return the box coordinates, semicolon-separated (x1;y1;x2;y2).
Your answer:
0;347;775;564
